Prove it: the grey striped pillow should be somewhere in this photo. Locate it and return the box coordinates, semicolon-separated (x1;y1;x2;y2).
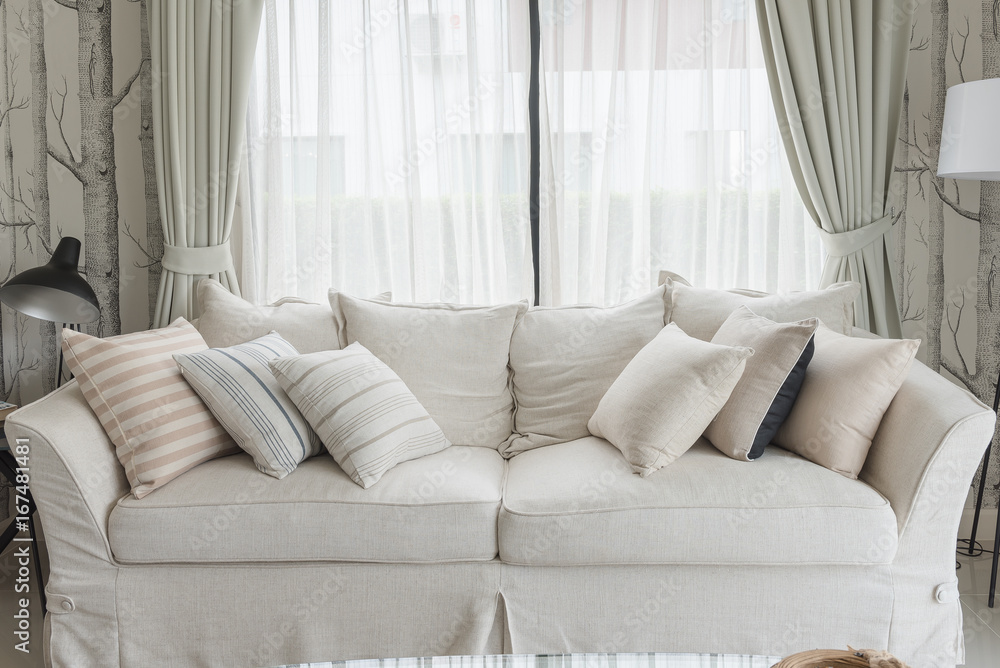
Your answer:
174;332;322;479
269;343;451;488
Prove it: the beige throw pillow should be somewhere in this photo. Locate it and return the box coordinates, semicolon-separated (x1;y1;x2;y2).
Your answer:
504;285;670;457
62;319;238;498
329;291;526;449
773;326;920;478
705;307;819;461
270;343;451;488
659;271;860;340
588;323;753;476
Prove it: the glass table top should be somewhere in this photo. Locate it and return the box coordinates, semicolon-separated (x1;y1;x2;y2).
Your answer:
275;653;783;668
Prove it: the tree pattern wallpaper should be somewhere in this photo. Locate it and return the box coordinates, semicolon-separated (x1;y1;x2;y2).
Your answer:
0;0;999;512
0;0;161;406
896;0;1000;509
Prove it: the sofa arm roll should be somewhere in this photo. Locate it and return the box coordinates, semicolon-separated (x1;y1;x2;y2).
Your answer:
862;360;995;536
5;380;129;563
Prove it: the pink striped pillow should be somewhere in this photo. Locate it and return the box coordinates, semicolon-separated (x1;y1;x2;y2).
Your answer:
62;318;238;498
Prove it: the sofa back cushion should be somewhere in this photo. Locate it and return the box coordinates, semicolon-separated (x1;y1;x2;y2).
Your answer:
658;271;860;340
196;278;344;352
503;285;669;457
62;319;239;498
328;291;527;449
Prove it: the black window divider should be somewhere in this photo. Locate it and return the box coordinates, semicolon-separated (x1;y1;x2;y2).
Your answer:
528;0;541;306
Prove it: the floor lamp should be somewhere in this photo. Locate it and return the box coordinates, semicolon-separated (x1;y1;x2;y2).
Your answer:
938;77;1000;608
0;236;101;387
0;236;99;617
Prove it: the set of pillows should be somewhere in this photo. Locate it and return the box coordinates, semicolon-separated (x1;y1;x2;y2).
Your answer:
62;274;918;499
586;303;920;480
62;281;530;498
62;319;458;497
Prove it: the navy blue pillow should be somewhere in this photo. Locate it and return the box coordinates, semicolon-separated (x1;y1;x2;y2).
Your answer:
746;334;815;460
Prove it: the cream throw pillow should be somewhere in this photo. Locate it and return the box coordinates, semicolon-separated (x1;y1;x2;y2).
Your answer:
705;307;819;461
62;319;238;498
773;326;920;479
270;343;451;488
659;271;860;340
504;285;670;457
588;323;753;476
329;291;526;449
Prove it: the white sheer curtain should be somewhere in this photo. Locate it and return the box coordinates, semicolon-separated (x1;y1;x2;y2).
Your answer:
537;0;823;305
243;0;532;305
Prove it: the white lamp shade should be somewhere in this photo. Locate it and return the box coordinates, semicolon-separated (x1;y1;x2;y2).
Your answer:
938;78;1000;181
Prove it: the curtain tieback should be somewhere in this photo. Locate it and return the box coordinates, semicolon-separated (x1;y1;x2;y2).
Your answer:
816;214;894;258
161;243;234;276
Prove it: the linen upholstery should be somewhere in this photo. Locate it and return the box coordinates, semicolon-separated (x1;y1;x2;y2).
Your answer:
61;319;238;498
774;326;919;479
500;437;896;566
1;382;126;668
755;0;913;337
330;291;525;449
660;272;859;340
270;344;451;488
705;307;818;461
174;332;321;478
501;562;892;656
116;562;504;666
505;285;670;456
5;323;993;668
863;360;994;667
195;278;343;352
109;446;503;564
588;324;752;475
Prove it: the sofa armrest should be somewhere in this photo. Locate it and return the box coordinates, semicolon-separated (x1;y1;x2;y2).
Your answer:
5;381;126;664
862;360;994;536
859;359;994;665
5;380;129;563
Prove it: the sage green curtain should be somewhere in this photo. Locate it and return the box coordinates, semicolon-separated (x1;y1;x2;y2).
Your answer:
755;0;912;337
149;0;264;327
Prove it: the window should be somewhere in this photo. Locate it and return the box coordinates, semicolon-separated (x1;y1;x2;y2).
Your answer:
243;0;822;306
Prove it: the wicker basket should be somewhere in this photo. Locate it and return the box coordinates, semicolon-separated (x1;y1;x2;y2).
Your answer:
772;649;910;668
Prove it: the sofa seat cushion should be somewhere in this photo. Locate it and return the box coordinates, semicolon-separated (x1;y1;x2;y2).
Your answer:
109;446;504;564
499;437;897;566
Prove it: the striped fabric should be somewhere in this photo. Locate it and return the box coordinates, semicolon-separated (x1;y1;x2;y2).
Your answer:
270;343;451;488
62;318;238;498
174;332;321;479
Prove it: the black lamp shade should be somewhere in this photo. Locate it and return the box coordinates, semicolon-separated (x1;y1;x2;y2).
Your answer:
0;237;101;324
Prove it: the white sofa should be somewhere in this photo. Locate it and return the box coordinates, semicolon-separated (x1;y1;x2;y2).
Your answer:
7;314;994;668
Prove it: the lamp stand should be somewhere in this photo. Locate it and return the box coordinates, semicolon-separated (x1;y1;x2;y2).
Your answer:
965;367;1000;607
56;323;82;388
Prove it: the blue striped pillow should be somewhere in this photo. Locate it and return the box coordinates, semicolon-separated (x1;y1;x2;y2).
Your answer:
174;332;322;478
